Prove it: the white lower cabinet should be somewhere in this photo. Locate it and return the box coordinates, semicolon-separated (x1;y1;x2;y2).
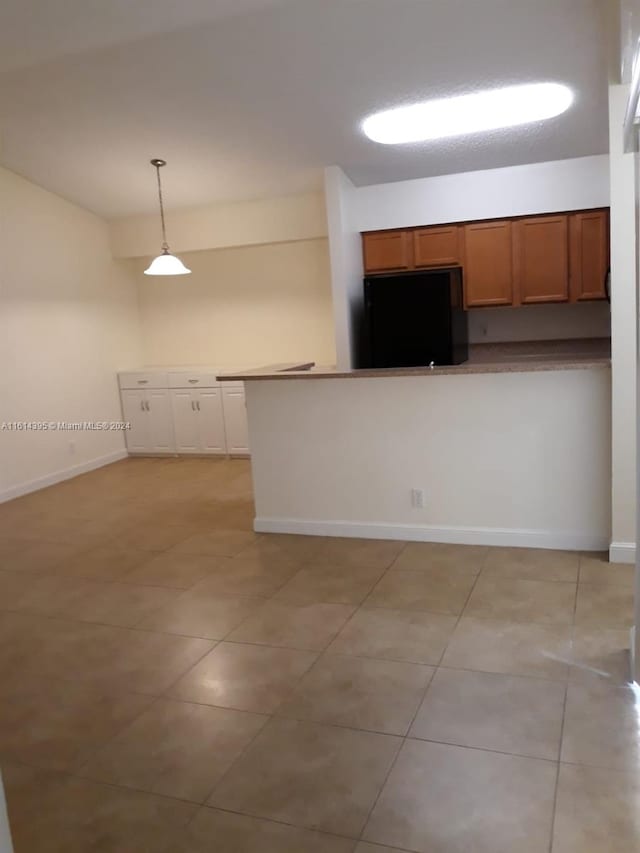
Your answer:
198;389;229;453
120;388;175;453
222;386;250;454
119;370;248;457
147;389;175;452
170;390;200;453
120;390;150;453
170;388;227;455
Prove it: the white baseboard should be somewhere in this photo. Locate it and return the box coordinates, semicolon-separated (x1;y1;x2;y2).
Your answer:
609;542;636;564
254;517;609;552
0;449;128;504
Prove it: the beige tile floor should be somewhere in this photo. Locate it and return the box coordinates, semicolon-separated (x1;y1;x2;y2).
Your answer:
0;457;637;852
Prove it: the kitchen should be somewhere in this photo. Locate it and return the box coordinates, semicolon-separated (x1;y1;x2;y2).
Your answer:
216;158;611;550
118;152;614;557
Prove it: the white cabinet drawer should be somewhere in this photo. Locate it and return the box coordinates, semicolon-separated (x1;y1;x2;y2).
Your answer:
118;372;168;390
168;372;220;389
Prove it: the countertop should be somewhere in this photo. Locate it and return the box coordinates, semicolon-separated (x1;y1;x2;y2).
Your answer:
217;338;611;381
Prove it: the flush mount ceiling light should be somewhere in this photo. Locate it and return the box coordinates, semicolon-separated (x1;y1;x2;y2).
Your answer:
144;158;191;276
362;83;574;145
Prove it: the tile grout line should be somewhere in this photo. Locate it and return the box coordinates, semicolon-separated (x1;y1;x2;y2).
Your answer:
440;548;488;648
354;549;489;846
292;557;402;655
197;709;277;809
67;627;225;783
547;677;570;853
192;801;365;846
545;575;579;852
142;547;410;836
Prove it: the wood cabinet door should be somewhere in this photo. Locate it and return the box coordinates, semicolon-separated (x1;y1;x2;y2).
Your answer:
463;221;514;307
514;215;569;304
362;230;413;273
569;210;609;301
414;225;462;268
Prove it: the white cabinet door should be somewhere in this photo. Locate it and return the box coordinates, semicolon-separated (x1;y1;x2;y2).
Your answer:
146;389;175;453
170;390;199;453
120;390;150;452
196;389;227;454
222;386;249;454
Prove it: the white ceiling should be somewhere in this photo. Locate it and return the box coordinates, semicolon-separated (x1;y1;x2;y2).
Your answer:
0;0;609;218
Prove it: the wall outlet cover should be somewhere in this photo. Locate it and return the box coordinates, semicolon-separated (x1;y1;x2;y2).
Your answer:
411;488;425;509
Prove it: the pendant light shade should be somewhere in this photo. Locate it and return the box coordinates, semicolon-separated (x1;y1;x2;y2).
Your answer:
144;249;191;276
144;158;191;276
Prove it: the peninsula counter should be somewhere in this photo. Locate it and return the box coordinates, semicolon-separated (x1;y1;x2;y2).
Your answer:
218;339;611;552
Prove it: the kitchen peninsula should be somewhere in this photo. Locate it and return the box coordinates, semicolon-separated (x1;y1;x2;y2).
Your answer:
218;337;611;553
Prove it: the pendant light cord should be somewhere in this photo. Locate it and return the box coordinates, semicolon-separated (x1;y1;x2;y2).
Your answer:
153;161;169;251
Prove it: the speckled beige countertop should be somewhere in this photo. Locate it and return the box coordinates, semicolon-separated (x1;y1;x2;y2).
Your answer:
217;338;611;381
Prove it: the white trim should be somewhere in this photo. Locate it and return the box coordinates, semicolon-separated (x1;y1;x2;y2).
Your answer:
126;452;176;457
254;517;608;552
0;449;128;504
609;541;637;563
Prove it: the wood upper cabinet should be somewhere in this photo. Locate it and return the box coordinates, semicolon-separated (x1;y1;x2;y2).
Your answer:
414;225;462;268
463;221;514;307
569;209;610;301
514;215;570;304
361;208;609;305
362;229;413;273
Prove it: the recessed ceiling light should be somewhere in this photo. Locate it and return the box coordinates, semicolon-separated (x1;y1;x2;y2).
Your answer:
362;83;574;145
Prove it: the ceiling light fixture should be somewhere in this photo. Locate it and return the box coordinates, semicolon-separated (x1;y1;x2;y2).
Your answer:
144;158;191;276
362;82;574;145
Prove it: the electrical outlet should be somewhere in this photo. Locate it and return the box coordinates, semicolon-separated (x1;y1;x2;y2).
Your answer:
411;488;425;509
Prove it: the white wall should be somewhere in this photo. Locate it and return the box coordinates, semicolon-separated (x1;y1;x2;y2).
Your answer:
110;191;327;258
0;166;141;501
324;167;364;370
609;84;638;562
247;368;611;550
354;155;610;232
134;238;336;367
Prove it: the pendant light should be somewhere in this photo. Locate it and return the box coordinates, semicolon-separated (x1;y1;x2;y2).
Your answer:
144;158;191;276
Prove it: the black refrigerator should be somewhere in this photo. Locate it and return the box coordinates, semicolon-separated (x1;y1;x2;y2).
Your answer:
362;268;468;369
